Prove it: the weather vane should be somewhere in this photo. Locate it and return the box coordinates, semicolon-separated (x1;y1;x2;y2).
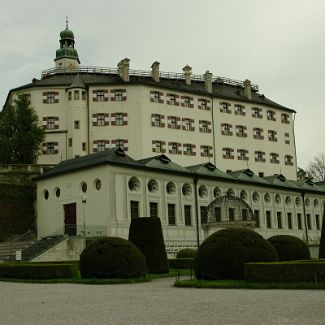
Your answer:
66;16;69;29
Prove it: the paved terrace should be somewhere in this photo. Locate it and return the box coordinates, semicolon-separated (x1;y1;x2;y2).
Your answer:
0;277;325;325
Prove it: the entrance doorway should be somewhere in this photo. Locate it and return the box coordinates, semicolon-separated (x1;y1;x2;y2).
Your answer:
64;203;77;236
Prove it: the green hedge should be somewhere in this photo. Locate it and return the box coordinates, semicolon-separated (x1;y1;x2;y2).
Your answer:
129;218;169;274
176;249;196;259
244;260;325;283
169;258;194;269
0;262;79;279
268;235;310;261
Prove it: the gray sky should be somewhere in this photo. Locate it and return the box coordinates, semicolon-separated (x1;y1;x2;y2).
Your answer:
1;0;324;169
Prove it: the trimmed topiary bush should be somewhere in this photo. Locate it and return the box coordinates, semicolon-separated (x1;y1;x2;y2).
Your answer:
195;227;278;280
169;258;194;269
176;248;197;259
129;217;169;274
79;237;147;278
268;235;310;261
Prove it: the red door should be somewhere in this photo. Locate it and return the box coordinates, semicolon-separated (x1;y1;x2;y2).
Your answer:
64;203;77;236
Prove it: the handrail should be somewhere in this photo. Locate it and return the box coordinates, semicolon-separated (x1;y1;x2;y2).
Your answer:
41;66;259;91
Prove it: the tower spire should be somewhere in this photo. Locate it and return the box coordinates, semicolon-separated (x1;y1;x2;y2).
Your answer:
66;16;69;29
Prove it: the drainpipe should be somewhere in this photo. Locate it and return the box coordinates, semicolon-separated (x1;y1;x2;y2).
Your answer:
211;96;216;166
193;176;200;248
301;190;309;244
292;112;298;179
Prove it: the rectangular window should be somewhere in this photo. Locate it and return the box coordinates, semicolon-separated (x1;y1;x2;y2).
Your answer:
252;107;262;118
183;143;195;156
97;114;105;126
97;140;106;152
94;90;108;102
170;116;177;129
221;123;233;136
200;206;208;224
115;90;123;101
169;142;179;154
285;155;294;166
297;213;302;230
215;207;221;222
267;110;276;121
236;125;247;137
201;121;208;133
268;130;277;142
130;201;139;218
287;212;292;229
182;96;192;107
234;104;245;115
82;142;86;151
168;204;176;225
152;114;163;127
255;151;266;162
184;205;192;226
229;208;235;221
223;148;234;159
150;202;158;218
253;128;264;140
46;117;55;130
270;152;279;164
285;133;290;145
277;212;282;229
307;214;312;230
44;142;58;155
68;138;72;147
281;113;290;124
74;90;80;100
254;210;260;228
43;92;59;104
266;211;272;228
242;209;248;221
74;120;80;129
155;141;162;153
115;113;124;126
68;91;72;101
82;91;86;100
237;149;248;161
315;214;320;230
220;102;231;113
201;145;212;158
169;94;176;105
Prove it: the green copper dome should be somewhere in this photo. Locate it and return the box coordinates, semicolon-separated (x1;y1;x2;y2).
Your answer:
55;24;80;63
60;28;74;40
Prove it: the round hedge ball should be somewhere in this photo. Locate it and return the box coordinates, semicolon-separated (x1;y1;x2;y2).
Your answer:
79;237;147;278
195;228;278;280
268;235;310;261
176;248;197;259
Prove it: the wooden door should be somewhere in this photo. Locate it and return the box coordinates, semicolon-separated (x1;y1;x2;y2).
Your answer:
64;203;77;236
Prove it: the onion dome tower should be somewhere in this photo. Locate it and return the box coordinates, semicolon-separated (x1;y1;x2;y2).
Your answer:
54;18;80;68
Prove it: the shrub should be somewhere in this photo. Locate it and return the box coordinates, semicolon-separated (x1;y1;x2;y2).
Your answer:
194;227;278;280
244;260;325;282
0;262;78;279
169;258;194;269
79;237;147;278
129;217;169;274
267;235;310;261
176;248;196;258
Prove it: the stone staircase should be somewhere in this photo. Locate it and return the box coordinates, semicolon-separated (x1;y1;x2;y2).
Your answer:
0;240;35;262
21;235;67;261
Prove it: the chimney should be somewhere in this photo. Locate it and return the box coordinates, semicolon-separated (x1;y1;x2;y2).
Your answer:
203;70;213;93
118;58;130;82
243;79;252;100
183;65;192;85
151;61;160;82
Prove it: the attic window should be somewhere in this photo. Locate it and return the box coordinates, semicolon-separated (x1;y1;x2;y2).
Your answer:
159;155;170;163
206;163;216;171
115;147;126;157
244;169;254;177
278;174;286;182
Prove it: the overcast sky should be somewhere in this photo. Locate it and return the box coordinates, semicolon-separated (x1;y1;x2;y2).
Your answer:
1;0;324;169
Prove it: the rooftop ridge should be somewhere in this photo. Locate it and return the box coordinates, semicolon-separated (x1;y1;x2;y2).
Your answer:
41;66;259;92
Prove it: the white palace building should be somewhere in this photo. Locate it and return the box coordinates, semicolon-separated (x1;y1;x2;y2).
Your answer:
5;24;324;260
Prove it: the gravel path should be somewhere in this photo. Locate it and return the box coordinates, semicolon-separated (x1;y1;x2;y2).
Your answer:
0;277;325;325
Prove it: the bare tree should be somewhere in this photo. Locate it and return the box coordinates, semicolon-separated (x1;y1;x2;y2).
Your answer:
306;153;325;182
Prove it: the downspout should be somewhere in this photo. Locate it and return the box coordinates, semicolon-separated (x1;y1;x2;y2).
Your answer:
292;112;298;179
87;86;90;154
301;190;309;244
211;96;216;166
193;176;200;248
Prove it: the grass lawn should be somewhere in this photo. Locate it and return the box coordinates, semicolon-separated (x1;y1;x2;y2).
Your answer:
175;279;325;290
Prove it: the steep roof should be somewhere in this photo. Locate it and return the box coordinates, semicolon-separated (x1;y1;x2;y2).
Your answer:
229;169;270;185
186;162;234;180
5;72;294;112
